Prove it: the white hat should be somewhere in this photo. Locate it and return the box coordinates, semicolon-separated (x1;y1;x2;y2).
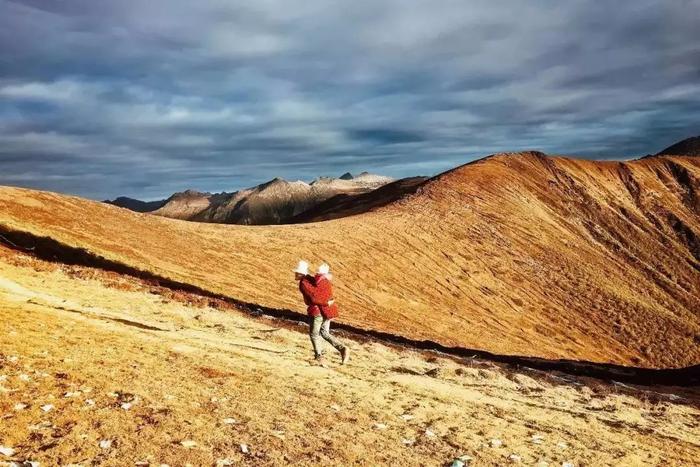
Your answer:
317;263;330;275
293;260;309;275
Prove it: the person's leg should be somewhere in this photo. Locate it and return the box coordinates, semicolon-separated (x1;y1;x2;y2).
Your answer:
309;315;324;359
320;318;345;353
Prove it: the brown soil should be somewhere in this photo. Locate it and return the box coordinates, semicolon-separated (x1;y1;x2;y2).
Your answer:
0;152;699;368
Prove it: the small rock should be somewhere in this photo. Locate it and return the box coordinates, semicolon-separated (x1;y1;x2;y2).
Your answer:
85;399;95;406
424;429;437;437
373;423;388;430
180;440;197;448
19;374;31;381
14;403;28;411
99;440;112;449
40;404;54;412
121;402;132;410
401;438;415;445
562;463;574;467
222;418;237;425
135;462;149;466
271;430;285;439
531;434;545;444
451;455;473;467
508;453;522;463
557;442;568;449
0;446;15;456
216;460;233;467
240;444;249;454
399;414;414;421
25;462;40;467
64;391;81;398
490;438;503;448
329;404;341;412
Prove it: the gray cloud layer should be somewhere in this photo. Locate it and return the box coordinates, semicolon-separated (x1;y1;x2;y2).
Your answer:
0;0;698;199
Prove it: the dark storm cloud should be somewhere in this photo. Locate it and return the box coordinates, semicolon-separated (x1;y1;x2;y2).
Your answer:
0;0;699;199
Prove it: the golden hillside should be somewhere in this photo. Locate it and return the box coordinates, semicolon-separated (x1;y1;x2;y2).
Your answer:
1;152;699;368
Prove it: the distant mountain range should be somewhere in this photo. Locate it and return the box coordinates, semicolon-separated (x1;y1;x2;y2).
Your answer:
105;171;397;225
104;197;167;213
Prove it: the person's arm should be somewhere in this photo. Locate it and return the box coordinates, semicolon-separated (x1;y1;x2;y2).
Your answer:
303;277;332;306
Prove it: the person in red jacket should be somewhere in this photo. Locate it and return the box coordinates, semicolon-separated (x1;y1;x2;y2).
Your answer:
294;260;349;366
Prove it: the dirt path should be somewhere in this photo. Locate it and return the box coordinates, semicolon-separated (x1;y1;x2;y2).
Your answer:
1;250;699;466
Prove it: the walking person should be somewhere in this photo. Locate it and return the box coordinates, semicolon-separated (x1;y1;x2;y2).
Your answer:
294;261;349;366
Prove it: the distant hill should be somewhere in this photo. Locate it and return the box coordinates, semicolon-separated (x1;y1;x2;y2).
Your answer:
104;196;166;213
150;172;394;225
657;136;700;156
291;176;428;223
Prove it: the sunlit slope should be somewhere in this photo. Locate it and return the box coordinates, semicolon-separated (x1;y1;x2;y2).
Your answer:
1;152;698;367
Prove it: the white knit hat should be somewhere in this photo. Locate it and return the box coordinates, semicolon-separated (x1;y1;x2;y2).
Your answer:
317;263;330;275
293;260;309;275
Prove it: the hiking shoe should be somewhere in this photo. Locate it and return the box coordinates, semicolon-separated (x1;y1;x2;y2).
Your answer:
340;347;350;365
312;356;328;368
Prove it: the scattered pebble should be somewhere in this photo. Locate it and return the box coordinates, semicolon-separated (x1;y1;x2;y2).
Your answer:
40;404;54;412
85;399;95;406
271;430;286;439
531;434;545;444
0;446;15;456
401;438;415;445
7;356;18;363
0;375;6;381
240;444;249;454
562;463;574;467
180;440;197;448
557;442;569;450
216;459;233;467
450;455;473;467
14;403;28;411
424;429;437;437
329;404;341;411
107;392;119;398
490;438;503;448
121;402;133;410
399;414;414;421
28;421;52;430
99;440;112;450
508;453;522;463
19;374;31;381
222;418;237;425
64;391;81;398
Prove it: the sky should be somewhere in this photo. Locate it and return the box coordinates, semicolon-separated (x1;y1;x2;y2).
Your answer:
0;0;699;200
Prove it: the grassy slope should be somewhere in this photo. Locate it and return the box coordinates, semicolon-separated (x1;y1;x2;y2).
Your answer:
0;153;699;368
1;246;698;466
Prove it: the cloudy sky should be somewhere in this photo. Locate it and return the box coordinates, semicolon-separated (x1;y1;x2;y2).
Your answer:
0;0;698;200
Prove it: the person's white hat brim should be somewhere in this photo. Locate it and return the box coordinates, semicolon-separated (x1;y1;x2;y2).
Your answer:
293;260;309;275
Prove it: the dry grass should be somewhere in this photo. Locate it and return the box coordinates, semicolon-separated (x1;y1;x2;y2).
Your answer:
0;153;699;369
1;247;699;466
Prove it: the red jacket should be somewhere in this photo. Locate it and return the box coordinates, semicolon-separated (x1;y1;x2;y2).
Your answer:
299;274;339;319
